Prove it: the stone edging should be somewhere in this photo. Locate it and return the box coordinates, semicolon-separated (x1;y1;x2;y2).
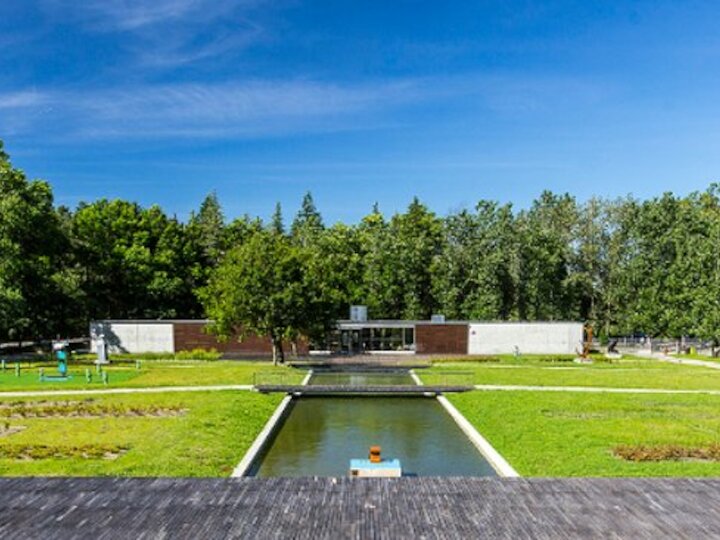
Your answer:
410;369;519;478
231;370;313;477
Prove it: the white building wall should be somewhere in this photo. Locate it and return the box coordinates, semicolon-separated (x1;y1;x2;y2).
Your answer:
90;321;175;353
467;322;583;355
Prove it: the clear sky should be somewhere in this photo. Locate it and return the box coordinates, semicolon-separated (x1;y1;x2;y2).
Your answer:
1;1;720;223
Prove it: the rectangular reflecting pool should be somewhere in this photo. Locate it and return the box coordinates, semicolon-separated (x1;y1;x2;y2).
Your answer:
249;371;497;477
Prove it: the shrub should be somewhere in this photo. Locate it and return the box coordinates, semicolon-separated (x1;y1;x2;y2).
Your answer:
538;356;575;363
0;443;130;460
433;356;500;364
174;348;221;361
75;349;221;362
614;444;720;462
0;399;184;418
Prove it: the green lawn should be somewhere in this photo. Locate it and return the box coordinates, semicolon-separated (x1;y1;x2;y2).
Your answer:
448;390;720;476
0;391;282;476
423;355;720;390
0;360;304;392
4;355;720;478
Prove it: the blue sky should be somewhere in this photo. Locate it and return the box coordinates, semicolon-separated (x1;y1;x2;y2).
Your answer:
1;1;720;223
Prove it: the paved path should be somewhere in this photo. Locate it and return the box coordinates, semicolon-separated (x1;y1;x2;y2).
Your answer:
0;384;253;398
634;349;720;370
4;381;720;399
473;384;720;395
2;477;720;539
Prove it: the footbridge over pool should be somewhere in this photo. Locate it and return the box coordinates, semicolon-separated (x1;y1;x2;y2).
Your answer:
254;384;473;395
253;368;474;395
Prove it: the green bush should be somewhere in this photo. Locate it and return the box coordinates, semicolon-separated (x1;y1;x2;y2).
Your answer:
432;356;501;364
133;352;176;361
73;352;172;362
0;443;130;460
174;348;221;361
538;356;576;363
74;349;221;362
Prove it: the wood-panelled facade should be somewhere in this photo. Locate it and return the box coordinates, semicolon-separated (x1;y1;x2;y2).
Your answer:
414;323;469;355
173;321;309;356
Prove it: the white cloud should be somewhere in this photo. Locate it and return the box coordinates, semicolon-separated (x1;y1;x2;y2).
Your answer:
43;0;248;31
0;73;611;141
40;0;266;67
0;78;424;140
86;0;210;30
0;91;48;109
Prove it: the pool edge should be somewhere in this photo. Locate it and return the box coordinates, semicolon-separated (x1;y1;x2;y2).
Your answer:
231;370;312;477
410;369;519;478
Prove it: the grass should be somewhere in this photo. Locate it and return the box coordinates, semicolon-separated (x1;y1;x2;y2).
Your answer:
425;357;720;476
448;390;720;476
0;359;297;476
422;355;720;390
4;354;720;478
0;391;282;476
0;360;305;392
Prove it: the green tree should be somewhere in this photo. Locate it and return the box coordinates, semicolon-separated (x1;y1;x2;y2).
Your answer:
516;191;578;320
569;197;611;329
357;199;443;319
595;197;636;337
70;200;201;320
225;215;264;249
270;202;285;235
307;223;365;321
432;202;516;320
692;185;720;352
616;194;680;337
291;192;324;246
0;140;72;340
200;230;332;364
357;204;397;317
188;192;226;267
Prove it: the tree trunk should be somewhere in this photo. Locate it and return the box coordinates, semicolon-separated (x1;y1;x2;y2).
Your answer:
271;337;285;365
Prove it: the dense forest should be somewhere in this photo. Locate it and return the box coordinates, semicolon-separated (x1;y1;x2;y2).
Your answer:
2;139;720;344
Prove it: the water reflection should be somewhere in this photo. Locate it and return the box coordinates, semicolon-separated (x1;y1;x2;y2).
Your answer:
251;391;497;477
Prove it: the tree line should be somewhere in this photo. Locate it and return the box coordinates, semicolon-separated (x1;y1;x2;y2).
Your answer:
2;140;720;350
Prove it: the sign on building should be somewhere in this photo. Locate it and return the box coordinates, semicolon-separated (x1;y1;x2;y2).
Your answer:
350;305;368;322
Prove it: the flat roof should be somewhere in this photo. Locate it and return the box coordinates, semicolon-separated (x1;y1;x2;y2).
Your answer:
338;320;582;328
92;319;212;324
338;320;428;329
93;319;583;326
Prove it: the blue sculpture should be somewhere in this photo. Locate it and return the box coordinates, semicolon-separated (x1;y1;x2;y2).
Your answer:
56;348;68;376
41;342;72;382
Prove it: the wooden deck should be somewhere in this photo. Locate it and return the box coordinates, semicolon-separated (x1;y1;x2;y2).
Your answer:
1;477;720;539
255;384;472;395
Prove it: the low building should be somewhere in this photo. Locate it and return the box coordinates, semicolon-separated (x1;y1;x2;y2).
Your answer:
90;317;583;357
89;319;309;357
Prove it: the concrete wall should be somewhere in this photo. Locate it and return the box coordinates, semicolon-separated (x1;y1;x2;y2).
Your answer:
467;323;583;355
90;321;175;354
89;320;308;357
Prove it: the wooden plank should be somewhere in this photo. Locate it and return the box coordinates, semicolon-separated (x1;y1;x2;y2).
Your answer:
2;478;720;539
